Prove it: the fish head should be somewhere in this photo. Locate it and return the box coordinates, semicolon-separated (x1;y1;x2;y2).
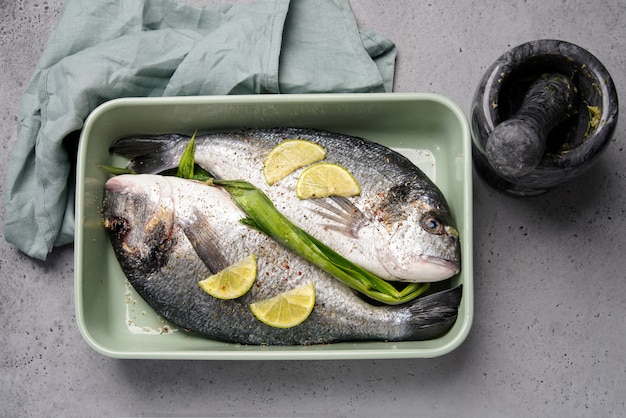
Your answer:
376;186;461;282
102;175;176;271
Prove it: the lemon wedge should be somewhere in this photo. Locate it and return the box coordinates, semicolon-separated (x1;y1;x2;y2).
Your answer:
250;283;316;328
198;254;257;300
295;162;360;199
263;140;326;185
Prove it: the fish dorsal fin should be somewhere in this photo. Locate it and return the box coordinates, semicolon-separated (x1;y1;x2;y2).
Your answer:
180;208;230;274
309;197;368;239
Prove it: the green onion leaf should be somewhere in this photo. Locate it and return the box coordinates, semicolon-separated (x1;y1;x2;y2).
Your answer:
176;130;197;179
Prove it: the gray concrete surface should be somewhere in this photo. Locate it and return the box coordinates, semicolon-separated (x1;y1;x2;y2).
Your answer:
2;0;625;416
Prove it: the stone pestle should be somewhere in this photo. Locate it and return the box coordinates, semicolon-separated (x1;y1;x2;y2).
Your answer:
485;73;577;178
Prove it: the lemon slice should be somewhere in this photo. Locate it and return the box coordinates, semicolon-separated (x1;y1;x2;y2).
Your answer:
295;162;360;199
250;283;315;328
263;140;326;185
198;254;257;300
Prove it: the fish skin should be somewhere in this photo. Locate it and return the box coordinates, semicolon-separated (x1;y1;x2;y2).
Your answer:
102;174;462;345
110;127;461;283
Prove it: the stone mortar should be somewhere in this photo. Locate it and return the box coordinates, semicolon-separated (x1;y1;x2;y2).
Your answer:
470;39;619;196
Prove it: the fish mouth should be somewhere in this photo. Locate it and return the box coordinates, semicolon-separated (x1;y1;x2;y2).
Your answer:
422;255;460;277
104;176;130;194
388;255;460;283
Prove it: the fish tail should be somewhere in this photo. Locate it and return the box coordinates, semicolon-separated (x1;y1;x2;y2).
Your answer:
110;134;189;174
405;285;462;340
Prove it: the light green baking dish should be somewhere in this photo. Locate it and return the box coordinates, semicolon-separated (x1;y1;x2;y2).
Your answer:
74;93;473;360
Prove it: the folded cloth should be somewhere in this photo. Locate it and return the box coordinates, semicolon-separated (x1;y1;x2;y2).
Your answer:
3;0;396;260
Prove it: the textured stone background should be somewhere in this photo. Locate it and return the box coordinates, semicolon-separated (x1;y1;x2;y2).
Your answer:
1;0;625;416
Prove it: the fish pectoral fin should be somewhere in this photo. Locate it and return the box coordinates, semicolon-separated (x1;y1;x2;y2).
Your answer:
310;196;368;239
180;209;230;274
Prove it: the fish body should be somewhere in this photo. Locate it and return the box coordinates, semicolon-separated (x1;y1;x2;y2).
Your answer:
102;174;461;345
111;128;461;283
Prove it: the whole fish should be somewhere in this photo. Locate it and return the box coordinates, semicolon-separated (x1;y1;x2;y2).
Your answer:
102;174;462;345
111;128;461;283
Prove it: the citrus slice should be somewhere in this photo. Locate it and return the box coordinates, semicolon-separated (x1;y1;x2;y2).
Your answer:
263;140;326;185
295;162;360;199
198;254;257;300
249;282;316;328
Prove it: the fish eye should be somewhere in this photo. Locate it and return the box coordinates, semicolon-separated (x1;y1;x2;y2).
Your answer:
421;215;445;235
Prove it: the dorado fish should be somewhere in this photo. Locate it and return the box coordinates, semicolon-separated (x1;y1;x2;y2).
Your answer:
102;174;462;345
111;128;461;283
